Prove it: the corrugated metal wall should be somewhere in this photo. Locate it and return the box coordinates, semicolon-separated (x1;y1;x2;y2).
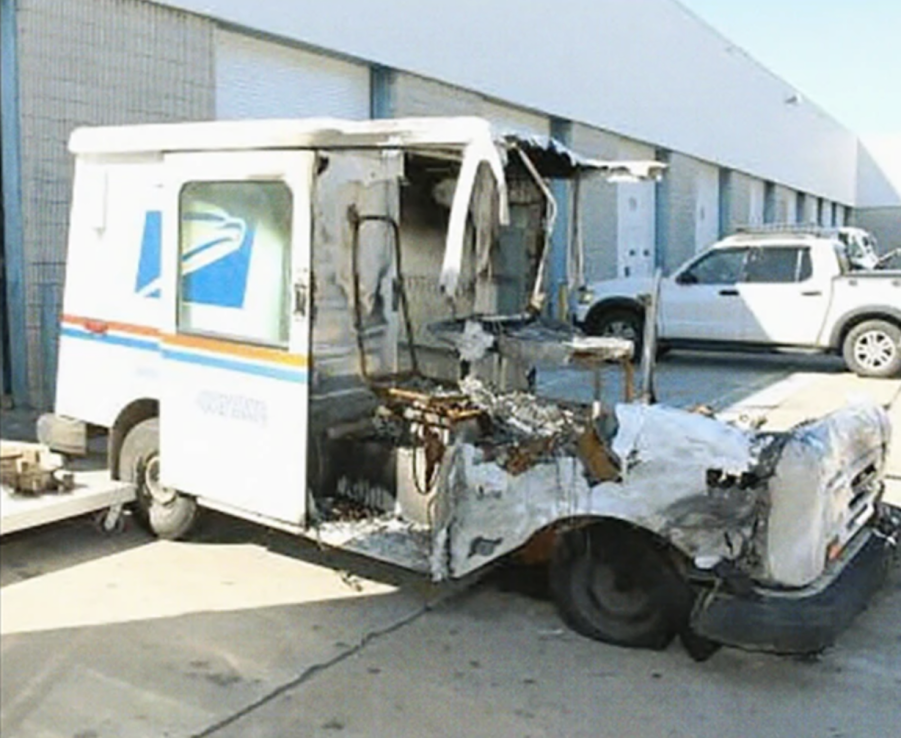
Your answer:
569;124;624;282
656;153;716;272
15;0;214;407
215;29;370;120
693;160;719;253
392;72;550;137
772;184;797;225
799;189;819;224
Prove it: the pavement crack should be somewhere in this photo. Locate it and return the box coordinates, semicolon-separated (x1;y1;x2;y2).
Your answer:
190;597;440;737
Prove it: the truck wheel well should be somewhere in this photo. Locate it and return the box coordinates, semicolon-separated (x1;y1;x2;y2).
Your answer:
523;516;691;571
584;300;644;334
110;399;159;480
835;312;901;350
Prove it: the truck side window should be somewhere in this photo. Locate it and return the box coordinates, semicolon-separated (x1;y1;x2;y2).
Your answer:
177;180;293;346
798;248;813;281
742;247;807;283
679;248;748;285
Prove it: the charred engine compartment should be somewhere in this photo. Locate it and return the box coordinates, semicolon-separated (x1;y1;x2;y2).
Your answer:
305;144;556;535
310;375;591;524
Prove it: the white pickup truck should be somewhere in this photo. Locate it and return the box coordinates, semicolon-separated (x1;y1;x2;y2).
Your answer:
573;229;901;377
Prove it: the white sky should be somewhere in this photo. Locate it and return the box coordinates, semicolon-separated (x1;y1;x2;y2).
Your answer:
677;0;901;135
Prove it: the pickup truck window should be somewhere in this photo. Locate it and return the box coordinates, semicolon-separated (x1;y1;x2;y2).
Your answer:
678;247;748;285
743;246;811;283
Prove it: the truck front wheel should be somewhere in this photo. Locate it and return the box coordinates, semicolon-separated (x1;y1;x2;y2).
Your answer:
549;524;690;649
585;308;644;359
842;319;901;378
119;418;199;540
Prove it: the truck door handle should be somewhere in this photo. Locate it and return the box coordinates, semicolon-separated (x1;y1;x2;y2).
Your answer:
294;282;307;316
718;289;739;296
801;290;822;296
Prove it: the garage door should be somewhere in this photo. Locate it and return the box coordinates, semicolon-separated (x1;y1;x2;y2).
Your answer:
216;30;370;120
747;179;765;227
615;140;656;278
393;73;549;137
694;162;720;253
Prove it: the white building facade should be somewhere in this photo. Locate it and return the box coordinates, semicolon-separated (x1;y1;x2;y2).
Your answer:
1;0;897;406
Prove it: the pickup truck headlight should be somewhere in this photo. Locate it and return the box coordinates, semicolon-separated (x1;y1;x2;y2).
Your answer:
577;288;595;305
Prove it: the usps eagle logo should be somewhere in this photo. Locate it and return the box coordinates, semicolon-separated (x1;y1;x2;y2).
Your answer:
134;206;255;308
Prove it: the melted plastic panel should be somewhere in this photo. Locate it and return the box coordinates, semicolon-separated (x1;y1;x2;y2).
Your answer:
310;150;399;428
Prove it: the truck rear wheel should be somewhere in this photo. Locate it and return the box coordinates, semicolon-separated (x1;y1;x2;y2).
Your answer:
119;418;199;540
549;524;690;650
842;319;901;378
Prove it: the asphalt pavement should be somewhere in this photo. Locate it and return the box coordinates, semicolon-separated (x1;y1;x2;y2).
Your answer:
2;354;900;738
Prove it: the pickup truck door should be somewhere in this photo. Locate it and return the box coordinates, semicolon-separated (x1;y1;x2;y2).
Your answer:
159;151;313;525
735;246;830;345
660;247;749;340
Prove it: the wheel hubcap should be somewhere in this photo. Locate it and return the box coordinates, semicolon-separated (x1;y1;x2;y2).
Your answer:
143;456;177;506
588;561;650;617
603;320;637;342
854;330;897;370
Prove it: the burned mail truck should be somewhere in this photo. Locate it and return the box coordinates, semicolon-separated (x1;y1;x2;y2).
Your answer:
41;117;898;655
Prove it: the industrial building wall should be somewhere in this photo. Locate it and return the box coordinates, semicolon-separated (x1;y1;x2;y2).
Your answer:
693;161;720;253
722;171;761;233
568;124;621;282
14;0;214;406
568;125;658;282
854;208;901;256
855;137;901;247
5;0;879;407
214;29;370;120
568;124;663;283
798;191;819;224
656;152;723;273
391;72;550;136
154;0;859;205
771;185;797;225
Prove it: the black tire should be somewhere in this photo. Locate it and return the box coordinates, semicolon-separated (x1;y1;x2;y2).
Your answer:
585;308;644;359
842;319;901;378
119;417;199;540
679;628;721;662
549;524;691;650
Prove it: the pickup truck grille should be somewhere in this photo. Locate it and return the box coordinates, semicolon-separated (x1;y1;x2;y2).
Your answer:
762;403;890;588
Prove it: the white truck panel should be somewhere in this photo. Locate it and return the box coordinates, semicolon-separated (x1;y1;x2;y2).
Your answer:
158;150;314;526
56;158;164;426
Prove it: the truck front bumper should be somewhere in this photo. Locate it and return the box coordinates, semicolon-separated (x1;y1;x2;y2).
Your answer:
691;515;899;654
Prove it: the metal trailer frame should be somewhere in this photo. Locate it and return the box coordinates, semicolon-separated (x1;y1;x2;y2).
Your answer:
1;470;134;536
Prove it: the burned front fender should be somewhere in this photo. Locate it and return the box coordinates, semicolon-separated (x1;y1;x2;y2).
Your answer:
432;397;893;590
432;402;767;580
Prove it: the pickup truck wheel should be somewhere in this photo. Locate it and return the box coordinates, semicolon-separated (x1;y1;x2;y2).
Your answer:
585;309;644;359
119;418;199;540
842;320;901;378
549;525;689;649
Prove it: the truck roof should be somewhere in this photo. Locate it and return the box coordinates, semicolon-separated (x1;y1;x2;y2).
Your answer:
67;116;665;181
714;232;837;248
69;116;497;155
